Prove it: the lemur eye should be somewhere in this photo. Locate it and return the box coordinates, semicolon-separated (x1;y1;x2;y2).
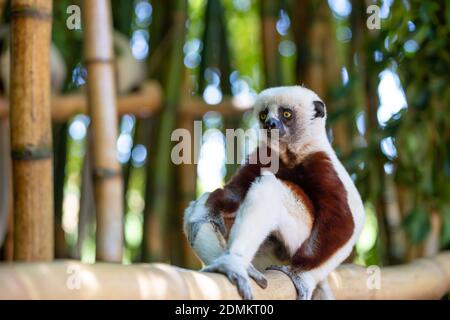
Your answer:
283;110;292;119
259;112;267;121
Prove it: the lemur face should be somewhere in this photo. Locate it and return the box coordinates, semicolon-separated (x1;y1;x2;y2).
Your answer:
253;86;326;146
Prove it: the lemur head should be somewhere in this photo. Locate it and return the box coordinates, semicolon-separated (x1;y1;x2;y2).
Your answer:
253;86;327;148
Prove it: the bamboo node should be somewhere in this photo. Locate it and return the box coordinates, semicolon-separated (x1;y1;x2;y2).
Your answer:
11;7;52;21
11;146;52;161
84;58;115;65
93;168;122;180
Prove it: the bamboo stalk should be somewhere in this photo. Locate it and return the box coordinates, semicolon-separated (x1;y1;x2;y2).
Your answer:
199;0;232;93
9;0;54;261
176;116;201;269
75;131;95;260
0;252;449;299
82;0;123;262
261;0;282;87
143;0;187;262
0;118;11;249
53;122;68;258
3;204;13;260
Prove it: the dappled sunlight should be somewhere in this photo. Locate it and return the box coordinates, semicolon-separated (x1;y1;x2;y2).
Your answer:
197;129;226;195
355;203;378;265
183;270;223;299
377;69;407;126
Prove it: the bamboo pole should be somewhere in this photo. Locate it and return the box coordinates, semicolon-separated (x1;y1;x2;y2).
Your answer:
53;123;68;259
0;252;449;299
75;135;95;260
0;118;11;249
143;0;187;262
176;116;201;269
261;0;282;87
82;0;123;262
9;0;54;261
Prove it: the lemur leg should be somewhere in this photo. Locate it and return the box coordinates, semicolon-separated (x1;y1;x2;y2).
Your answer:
183;192;268;290
203;173;312;299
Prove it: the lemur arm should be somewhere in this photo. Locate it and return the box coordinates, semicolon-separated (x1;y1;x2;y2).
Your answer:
205;147;270;216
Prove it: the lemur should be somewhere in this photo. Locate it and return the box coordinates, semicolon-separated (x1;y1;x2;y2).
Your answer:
184;86;365;300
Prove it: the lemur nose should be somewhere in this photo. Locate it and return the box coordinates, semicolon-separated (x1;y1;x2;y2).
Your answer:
265;118;279;130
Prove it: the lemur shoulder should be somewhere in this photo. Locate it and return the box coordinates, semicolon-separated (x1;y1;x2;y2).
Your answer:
184;86;365;300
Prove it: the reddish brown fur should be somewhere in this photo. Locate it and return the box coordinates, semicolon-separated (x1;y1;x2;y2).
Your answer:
206;147;271;216
206;147;354;271
276;152;354;270
281;180;315;220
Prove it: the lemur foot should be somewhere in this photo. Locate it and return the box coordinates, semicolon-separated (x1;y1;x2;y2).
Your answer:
202;254;267;300
266;265;315;300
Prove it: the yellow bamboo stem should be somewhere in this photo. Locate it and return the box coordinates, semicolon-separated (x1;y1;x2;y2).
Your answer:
82;0;123;262
9;0;54;261
0;252;449;299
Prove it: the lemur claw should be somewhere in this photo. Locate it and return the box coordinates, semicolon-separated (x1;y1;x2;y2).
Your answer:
202;261;253;300
266;265;313;300
201;253;267;300
247;264;268;289
209;214;227;237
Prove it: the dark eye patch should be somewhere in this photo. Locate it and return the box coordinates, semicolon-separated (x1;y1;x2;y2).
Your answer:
259;108;268;122
278;106;294;122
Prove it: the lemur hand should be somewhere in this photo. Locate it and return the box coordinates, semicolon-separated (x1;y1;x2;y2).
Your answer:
202;253;267;300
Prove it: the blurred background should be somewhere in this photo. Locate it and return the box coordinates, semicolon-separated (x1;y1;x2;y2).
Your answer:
0;0;449;270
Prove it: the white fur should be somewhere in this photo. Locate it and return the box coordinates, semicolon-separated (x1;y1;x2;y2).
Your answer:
227;173;313;266
256;86;365;286
185;86;365;298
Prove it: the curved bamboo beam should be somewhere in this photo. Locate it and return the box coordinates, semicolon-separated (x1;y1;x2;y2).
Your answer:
0;252;448;299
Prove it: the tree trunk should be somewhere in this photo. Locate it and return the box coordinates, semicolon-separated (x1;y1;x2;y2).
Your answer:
82;0;123;262
9;0;54;261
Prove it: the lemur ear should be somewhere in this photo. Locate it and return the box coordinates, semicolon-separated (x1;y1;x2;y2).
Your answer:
313;100;325;118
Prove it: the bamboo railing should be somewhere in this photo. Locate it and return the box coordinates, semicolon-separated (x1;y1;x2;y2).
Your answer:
0;251;449;299
0;87;248;121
